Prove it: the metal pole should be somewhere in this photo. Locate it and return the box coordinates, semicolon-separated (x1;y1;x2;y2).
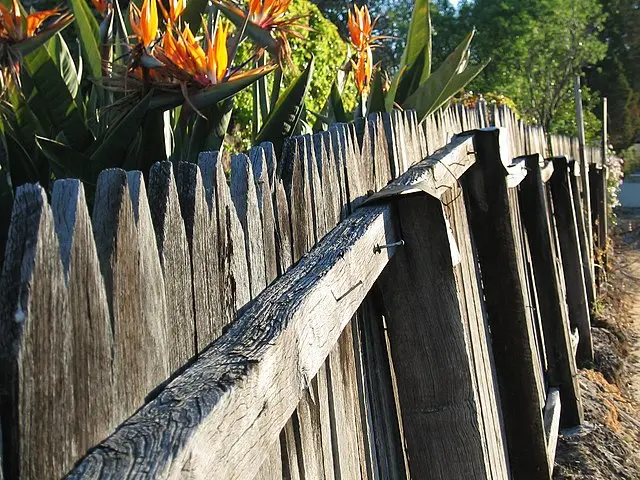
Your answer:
574;76;594;283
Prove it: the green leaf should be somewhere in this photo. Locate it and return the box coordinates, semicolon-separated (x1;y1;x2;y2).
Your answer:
270;67;283;112
400;0;431;79
36;136;93;183
46;34;81;99
90;90;153;173
69;0;102;79
427;60;490;117
255;58;314;154
394;47;428;106
23;46;92;151
13;16;73;57
185;99;234;164
402;31;475;123
149;66;276;111
137;111;167;173
385;65;405;112
367;69;386;114
182;0;209;33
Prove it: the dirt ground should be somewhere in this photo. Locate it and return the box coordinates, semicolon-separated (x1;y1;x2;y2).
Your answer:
554;209;640;479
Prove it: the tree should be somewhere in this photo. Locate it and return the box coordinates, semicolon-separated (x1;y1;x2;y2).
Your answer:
586;0;640;150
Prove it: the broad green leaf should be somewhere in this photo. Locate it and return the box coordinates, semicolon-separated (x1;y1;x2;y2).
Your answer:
5;132;40;185
367;69;386;114
400;0;431;80
312;79;347;132
149;66;277;111
394;47;428;106
185;99;234;164
386;65;407;112
182;0;209;33
69;0;102;79
23;47;92;151
90;90;153;172
36;136;93;182
402;31;475;123
270;68;283;112
138;111;167;173
13;15;73;57
428;60;490;116
46;34;80;99
255;58;314;154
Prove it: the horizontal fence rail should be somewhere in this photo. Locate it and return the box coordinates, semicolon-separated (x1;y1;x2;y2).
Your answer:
0;103;610;480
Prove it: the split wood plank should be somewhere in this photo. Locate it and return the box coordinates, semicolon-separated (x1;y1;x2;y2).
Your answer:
199;151;250;324
175;162;223;350
518;154;583;428
462;129;551;478
549;156;593;365
52;180;115;457
149;162;197;368
67;202;400;480
0;185;75;479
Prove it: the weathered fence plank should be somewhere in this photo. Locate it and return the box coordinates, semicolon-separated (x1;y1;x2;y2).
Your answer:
518;155;583;427
175;162;222;350
52;180;115;457
67;201;399;480
462;130;551;478
0;185;75;479
379;193;506;479
149;162;196;368
92;170;170;422
549;156;593;365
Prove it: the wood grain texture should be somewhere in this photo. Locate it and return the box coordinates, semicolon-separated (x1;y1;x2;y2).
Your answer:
366;134;475;203
444;186;509;480
199;151;250;324
92;169;170;421
462;130;551;478
231;153;267;299
149;162;197;369
549;156;593;365
67;203;399;480
379;194;498;480
52;180;115;458
176;162;223;350
518;155;583;428
0;185;74;479
544;388;561;476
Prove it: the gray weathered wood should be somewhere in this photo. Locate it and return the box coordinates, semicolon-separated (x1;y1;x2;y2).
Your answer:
379;193;506;479
366;134;475;203
549;156;593;365
0;185;75;479
176;162;223;350
52;180;115;458
544;388;561;475
518;155;583;428
149;162;196;368
199;151;250;323
250;146;278;284
231;153;267;299
444;186;509;480
67;202;400;480
462;130;551;478
92;169;170;421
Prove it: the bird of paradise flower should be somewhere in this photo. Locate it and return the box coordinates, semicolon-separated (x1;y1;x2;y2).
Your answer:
0;0;73;86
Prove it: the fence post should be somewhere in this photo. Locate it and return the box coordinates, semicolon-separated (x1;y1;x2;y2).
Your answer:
518;155;583;428
568;161;596;307
589;165;608;284
378;193;506;479
461;129;551;478
548;156;594;365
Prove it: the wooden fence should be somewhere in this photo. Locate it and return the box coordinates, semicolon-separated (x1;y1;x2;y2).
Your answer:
0;102;610;479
